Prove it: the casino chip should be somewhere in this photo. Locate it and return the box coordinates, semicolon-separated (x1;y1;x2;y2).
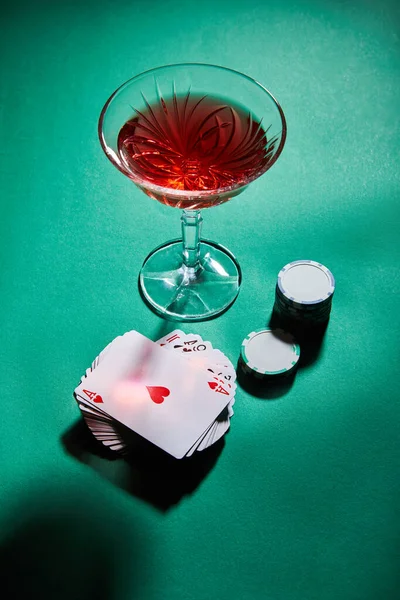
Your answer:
275;260;335;324
240;328;300;378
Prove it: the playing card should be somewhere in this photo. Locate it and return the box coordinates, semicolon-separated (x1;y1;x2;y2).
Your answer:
206;348;235;368
183;348;235;375
206;363;236;385
158;331;213;355
155;333;226;457
83;419;116;432
185;422;215;457
103;440;127;453
197;405;231;452
77;394;115;420
156;329;186;347
182;371;235;455
77;330;236;457
78;339;131;451
75;331;231;459
80;405;124;437
169;343;237;402
158;331;236;456
180;339;213;354
186;377;236;455
78;399;112;417
189;400;229;454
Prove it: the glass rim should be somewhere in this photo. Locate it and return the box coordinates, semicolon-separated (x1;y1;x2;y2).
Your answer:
98;62;287;198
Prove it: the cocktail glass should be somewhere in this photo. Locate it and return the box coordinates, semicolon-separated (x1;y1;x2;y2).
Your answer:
99;64;286;321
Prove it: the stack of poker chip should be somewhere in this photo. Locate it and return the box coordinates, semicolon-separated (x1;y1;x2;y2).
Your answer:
239;328;300;379
274;260;335;325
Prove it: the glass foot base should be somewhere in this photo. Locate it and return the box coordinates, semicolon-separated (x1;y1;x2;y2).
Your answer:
139;239;242;321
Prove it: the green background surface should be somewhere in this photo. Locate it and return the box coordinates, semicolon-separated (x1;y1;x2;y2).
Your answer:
1;1;400;598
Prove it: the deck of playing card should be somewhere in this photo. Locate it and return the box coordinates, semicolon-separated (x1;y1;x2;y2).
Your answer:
73;330;236;458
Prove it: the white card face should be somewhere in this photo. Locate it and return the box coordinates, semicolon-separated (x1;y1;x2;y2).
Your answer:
196;425;217;452
78;339;127;450
194;390;235;453
182;349;235;376
205;363;236;386
156;334;235;456
77;330;236;456
207;409;231;446
78;395;114;419
158;331;213;355
75;331;230;459
185;423;214;457
156;330;186;347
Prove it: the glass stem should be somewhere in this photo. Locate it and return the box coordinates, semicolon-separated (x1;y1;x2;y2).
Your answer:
181;209;203;271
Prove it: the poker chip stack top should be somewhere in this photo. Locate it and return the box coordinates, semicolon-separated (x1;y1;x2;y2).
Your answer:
275;260;335;324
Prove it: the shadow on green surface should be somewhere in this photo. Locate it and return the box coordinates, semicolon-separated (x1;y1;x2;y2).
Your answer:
236;307;329;399
236;358;296;399
0;483;143;600
62;418;224;512
268;306;329;368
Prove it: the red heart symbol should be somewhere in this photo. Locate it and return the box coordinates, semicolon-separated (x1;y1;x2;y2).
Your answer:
94;394;103;403
208;380;229;395
146;386;170;404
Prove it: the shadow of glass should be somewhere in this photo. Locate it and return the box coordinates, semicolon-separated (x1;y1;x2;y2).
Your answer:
0;484;143;600
62;419;224;512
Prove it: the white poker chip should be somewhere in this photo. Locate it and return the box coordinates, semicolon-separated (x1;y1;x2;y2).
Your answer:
240;328;300;377
277;260;335;307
